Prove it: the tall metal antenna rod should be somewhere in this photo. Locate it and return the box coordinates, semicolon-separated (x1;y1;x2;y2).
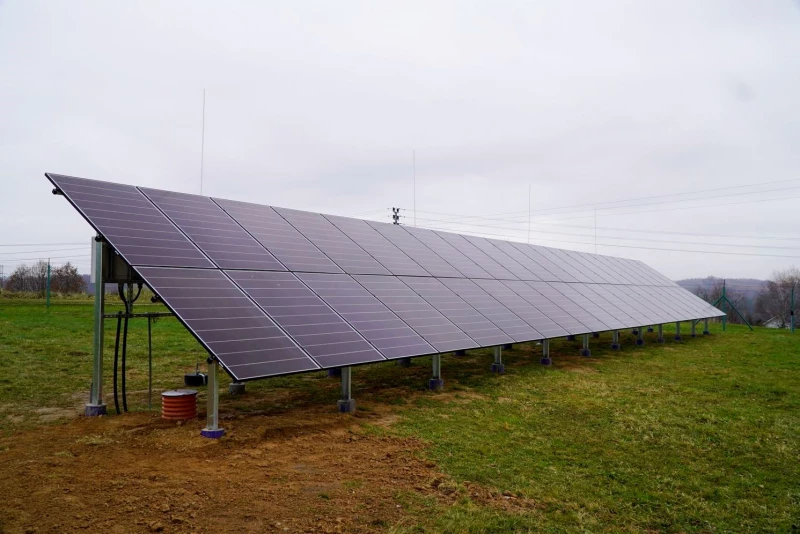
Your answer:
527;185;531;244
413;150;416;227
200;89;206;195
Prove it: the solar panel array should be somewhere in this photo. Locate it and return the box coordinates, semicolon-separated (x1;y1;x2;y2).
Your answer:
48;173;724;381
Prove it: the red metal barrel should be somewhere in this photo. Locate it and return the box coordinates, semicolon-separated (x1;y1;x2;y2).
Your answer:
161;389;198;420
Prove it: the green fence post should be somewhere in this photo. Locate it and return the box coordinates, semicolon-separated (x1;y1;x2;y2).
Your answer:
46;260;51;310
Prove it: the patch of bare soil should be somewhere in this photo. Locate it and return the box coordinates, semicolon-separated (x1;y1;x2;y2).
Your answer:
0;402;449;534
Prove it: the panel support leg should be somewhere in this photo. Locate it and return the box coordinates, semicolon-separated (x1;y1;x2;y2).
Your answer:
428;354;444;391
85;238;107;417
580;333;591;357
201;360;225;438
491;346;505;374
657;324;665;343
337;366;356;413
691;321;697;338
228;381;246;395
540;339;551;365
703;318;710;335
611;330;620;350
636;327;645;346
675;322;682;341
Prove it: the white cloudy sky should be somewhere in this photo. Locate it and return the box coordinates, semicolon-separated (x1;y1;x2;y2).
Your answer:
1;1;799;281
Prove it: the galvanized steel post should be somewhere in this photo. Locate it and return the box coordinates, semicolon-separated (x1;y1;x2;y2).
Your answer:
675;322;682;341
429;354;444;390
541;339;551;365
491;346;504;374
611;330;620;350
657;324;665;343
337;366;356;413
703;318;710;335
636;327;645;346
580;333;591;357
201;359;225;438
85;238;107;416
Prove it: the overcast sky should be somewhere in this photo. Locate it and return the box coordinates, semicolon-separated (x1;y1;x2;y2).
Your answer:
1;1;799;281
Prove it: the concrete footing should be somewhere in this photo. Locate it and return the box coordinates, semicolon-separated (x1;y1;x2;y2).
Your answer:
428;378;444;391
636;339;645;346
611;343;620;350
84;404;107;417
657;337;665;343
540;357;552;366
580;349;591;357
490;363;505;374
337;399;356;413
228;382;246;395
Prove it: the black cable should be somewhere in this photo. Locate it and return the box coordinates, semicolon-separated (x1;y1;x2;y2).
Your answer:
113;311;122;415
122;314;129;413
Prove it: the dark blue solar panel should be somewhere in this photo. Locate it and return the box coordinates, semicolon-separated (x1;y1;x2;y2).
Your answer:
47;174;213;268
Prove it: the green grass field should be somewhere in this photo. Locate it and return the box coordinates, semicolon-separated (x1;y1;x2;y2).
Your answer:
1;299;798;532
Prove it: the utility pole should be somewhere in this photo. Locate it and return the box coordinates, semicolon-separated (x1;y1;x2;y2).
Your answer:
392;208;401;225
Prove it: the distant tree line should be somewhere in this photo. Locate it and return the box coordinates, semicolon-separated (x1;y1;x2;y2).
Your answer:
692;267;799;328
2;261;86;296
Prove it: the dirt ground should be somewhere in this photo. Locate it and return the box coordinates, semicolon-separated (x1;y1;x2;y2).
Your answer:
0;394;533;534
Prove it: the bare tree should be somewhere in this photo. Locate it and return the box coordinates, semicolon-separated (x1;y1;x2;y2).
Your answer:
755;267;800;328
51;262;86;293
4;261;49;295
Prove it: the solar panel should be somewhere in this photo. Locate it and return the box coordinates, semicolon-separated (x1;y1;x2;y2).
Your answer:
486;239;557;281
403;226;493;278
274;208;390;275
434;230;519;280
135;267;319;380
399;276;514;346
226;270;385;368
296;272;436;359
474;279;572;337
49;173;726;386
513;244;577;282
352;274;478;353
139;188;286;271
324;215;429;276
366;221;464;278
213;198;343;274
438;278;543;342
460;235;542;281
47;174;213;269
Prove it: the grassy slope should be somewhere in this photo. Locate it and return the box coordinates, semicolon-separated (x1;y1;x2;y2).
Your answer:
1;300;798;532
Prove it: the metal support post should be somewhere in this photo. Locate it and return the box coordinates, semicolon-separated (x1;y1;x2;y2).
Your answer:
611;330;620;350
580;333;591;357
46;261;51;310
541;339;552;365
491;346;505;374
201;359;225;438
691;321;697;338
337;366;356;413
85;239;107;417
703;318;710;335
636;327;645;346
147;317;153;411
428;354;444;390
675;322;682;341
657;324;665;343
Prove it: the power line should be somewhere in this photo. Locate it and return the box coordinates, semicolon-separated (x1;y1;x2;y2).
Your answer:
404;176;800;223
415;224;800;259
0;242;87;247
526;221;800;242
0;247;87;255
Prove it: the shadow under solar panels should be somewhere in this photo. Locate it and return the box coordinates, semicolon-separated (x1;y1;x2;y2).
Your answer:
47;174;213;269
135;267;319;380
226;270;385;368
